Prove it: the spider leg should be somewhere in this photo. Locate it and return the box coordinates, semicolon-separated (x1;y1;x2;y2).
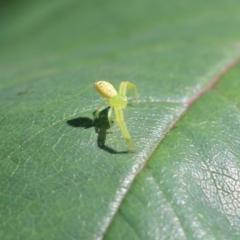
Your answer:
93;98;106;122
107;107;113;131
118;81;138;103
114;106;135;152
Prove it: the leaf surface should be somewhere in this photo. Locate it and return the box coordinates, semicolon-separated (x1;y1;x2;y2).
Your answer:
1;1;240;239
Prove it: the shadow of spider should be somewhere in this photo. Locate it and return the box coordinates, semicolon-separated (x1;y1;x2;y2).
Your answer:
66;107;129;154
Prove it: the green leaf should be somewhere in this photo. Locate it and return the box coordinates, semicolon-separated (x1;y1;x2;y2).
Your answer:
1;1;240;239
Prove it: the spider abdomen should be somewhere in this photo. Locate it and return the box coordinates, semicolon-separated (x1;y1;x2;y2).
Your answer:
94;81;117;99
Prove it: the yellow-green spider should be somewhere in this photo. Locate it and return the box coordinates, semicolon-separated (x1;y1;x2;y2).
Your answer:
94;81;138;152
